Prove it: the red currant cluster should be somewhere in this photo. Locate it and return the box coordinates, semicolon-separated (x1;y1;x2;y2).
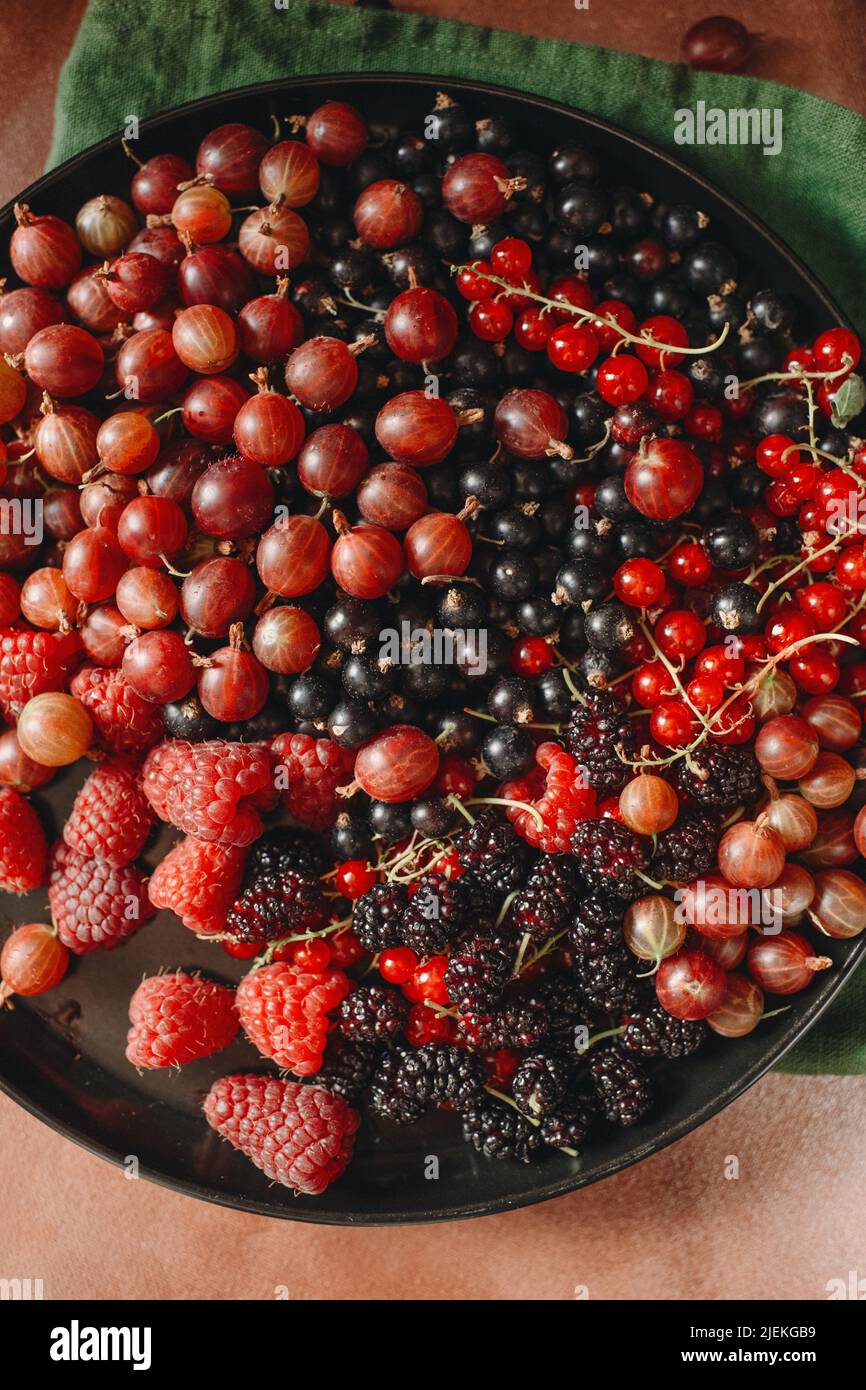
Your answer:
0;90;865;1196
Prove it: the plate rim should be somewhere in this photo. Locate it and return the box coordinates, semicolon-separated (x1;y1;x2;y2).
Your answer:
0;69;861;1225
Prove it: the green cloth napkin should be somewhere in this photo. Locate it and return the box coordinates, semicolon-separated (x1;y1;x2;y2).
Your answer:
46;0;866;1072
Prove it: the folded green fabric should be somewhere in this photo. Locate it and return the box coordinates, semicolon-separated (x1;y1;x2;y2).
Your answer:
46;0;866;1071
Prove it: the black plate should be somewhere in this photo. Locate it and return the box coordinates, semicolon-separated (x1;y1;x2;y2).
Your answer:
1;74;863;1225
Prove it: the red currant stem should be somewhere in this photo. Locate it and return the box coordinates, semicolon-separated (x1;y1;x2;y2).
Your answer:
335;288;385;320
451;261;732;357
465;794;544;830
554;661;587;705
515;928;569;977
721;804;747;830
755;534;845;612
635;958;662;979
313;495;331;521
738;355;855;393
14;445;35;463
254;916;352;967
760;1006;792;1022
476;533;505;546
638;618;709;728
745;552;801;584
512;930;532;977
780;440;864;482
120;137;143;167
421;999;459;1019
484;1085;579;1157
445;792;476;827
568;417;613;464
336;779;360;799
254;589;277;617
0;980;13;1006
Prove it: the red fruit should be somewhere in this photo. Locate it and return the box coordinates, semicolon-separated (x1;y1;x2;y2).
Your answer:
148;836;247;935
635;315;689;368
384;287;457;363
270;732;354;829
656;949;726;1020
334;860;377;899
62;525;127;603
614;558;665;608
142;739;278;846
442;153;516;224
256;515;331;597
48;839;154;953
379;945;417;984
122;630;196;705
25;324;104;397
625;437;704;520
0;729;54;793
305;101;368;166
63;757;155;867
0;627;82;721
330;516;404;599
375;391;459;467
204;1073;360;1195
198;641;270;723
126;973;239;1069
353;725;439;803
196;122;269;195
0;787;48;893
812;327;861;373
285;336;359;412
501;741;597;853
233;390;305;467
596;354;649;406
546;323;599;373
297;424;368;499
493;388;570;460
235;961;351;1075
403;511;472;580
511;636;553;678
650;701;700;748
10;205;81;288
0;923;68;998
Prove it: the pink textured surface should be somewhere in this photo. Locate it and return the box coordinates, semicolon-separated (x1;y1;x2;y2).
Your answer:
0;0;864;1300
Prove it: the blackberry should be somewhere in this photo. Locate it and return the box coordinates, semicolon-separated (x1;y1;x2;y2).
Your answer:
370;1047;427;1125
370;1043;484;1123
445;927;513;1013
571;819;648;902
675;744;762;814
620;1004;708;1059
651;808;720;884
316;1039;378;1104
455;809;529;895
575;945;644;1013
569;895;624;955
540;1094;597;1149
512;856;578;941
512;1051;570;1119
401;872;469;957
336;985;409;1042
457;994;551;1050
351;882;408;953
462;1098;543;1163
564;690;634;795
533;974;596;1047
246;827;326;879
590;1044;654;1126
225;869;324;944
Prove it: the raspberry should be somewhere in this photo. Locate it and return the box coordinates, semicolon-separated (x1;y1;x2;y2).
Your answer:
445;927;513;1014
501;741;596;853
0;627;82;720
462;1097;543;1162
512;856;578;940
401;872;469;957
571;818;648;902
148;836;247;934
70;665;164;755
0;786;47;893
235;961;351;1075
351;882;408;953
454;809;528;895
336;984;408;1041
650;807;720;884
589;1044;654;1126
48;840;154;954
125;972;239;1069
564;690;634;796
270;732;354;829
63;758;155;867
204;1074;360;1195
226;867;326;944
142;740;278;846
620;1003;708;1059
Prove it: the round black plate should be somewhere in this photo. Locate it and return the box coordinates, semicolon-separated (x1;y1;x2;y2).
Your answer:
1;74;863;1225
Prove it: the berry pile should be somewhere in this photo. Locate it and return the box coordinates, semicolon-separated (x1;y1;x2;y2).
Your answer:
1;93;866;1196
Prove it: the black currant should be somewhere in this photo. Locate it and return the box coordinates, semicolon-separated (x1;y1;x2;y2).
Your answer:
482;724;535;779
